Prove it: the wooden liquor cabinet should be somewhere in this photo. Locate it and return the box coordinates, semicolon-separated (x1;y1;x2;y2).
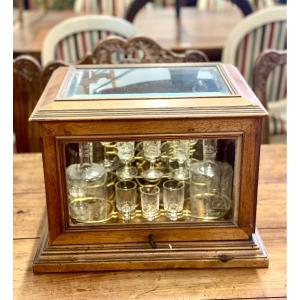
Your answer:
30;63;268;273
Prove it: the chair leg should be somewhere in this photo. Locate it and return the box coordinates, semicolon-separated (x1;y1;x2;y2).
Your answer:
261;117;270;144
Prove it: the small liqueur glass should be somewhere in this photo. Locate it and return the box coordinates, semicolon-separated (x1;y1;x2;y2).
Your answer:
115;180;137;221
140;186;160;221
163;180;185;221
116;141;137;180
101;142;118;172
171;140;190;180
141;140;163;180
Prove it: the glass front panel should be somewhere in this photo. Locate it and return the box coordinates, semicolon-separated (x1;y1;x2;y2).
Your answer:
64;138;238;226
62;65;232;100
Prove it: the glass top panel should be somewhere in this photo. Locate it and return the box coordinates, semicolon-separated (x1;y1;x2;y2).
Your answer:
62;65;232;100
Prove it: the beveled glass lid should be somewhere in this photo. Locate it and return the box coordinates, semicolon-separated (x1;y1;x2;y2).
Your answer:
59;65;235;100
30;63;268;121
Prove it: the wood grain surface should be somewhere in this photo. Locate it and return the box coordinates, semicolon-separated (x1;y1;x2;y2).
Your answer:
13;145;286;299
135;6;242;53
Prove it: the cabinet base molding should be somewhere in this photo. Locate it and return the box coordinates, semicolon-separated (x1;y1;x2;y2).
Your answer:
33;229;268;273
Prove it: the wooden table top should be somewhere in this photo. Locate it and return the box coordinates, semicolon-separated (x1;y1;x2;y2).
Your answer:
13;144;286;299
134;6;242;53
13;7;243;61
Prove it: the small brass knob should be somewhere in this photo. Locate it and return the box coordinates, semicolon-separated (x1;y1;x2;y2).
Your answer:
148;234;157;249
218;254;233;262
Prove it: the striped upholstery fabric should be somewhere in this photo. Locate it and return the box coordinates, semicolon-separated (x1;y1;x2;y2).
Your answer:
54;31;126;63
114;0;135;16
269;113;286;135
74;0;134;16
197;0;233;11
42;15;139;65
74;0;100;13
235;20;287;102
248;0;275;11
268;99;286;135
102;0;134;16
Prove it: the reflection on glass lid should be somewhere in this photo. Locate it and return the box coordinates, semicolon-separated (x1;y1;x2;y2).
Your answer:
63;65;232;100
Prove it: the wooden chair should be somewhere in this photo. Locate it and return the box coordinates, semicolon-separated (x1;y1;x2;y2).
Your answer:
253;49;286;144
197;0;277;13
125;0;186;23
84;36;209;64
14;36;208;152
13;55;67;152
125;0;253;22
248;0;276;11
197;0;253;15
74;0;134;16
41;15;139;65
222;6;286;103
14;56;42;153
74;0;100;13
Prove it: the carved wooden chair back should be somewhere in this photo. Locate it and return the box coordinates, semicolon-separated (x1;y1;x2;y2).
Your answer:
13;56;67;152
14;56;42;152
253;49;287;144
222;6;286;103
14;36;208;152
85;36;209;64
41;15;139;66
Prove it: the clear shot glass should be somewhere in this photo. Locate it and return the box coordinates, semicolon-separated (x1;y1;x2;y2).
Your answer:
140;186;160;221
163;180;185;221
115;180;137;221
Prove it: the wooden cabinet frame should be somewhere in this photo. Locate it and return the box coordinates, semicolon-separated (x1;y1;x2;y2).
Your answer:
40;118;259;245
31;63;268;272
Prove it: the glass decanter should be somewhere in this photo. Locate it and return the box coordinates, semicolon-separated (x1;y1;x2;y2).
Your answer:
189;139;230;220
66;142;108;223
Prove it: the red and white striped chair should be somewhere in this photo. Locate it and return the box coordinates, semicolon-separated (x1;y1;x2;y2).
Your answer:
222;6;286;141
74;0;134;16
41;15;139;65
197;0;275;12
74;0;100;13
253;49;286;144
248;0;276;11
253;49;287;143
197;0;235;12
